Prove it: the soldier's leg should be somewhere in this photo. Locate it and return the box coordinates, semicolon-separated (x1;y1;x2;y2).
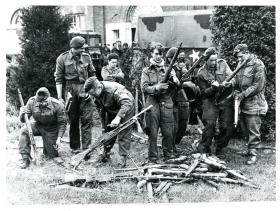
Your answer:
38;125;59;158
245;114;262;155
197;103;218;153
146;104;160;162
172;103;179;150
80;97;94;149
239;112;250;144
68;93;81;150
160;103;175;159
216;105;234;150
175;102;189;144
117;106;135;156
18;123;40;168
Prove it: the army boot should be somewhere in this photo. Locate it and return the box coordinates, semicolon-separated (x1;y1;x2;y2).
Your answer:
20;158;30;169
97;151;111;163
246;149;258;165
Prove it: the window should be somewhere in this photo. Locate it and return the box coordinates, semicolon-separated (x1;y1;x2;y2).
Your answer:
113;29;120;41
68;13;85;31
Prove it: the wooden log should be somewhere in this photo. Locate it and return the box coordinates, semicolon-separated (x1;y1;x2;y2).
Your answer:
157;182;172;197
154;181;168;194
146;169;154;202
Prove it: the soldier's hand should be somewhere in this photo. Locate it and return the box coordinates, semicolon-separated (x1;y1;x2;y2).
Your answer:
56;137;62;149
156;82;169;91
19;106;27;115
211;80;220;88
108;116;121;128
221;81;232;88
58;98;65;105
172;76;180;86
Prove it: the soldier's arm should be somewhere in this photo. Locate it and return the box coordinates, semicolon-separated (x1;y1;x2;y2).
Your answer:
95;100;107;128
56;102;67;138
101;67;112;81
113;68;125;80
20;98;33;123
86;54;96;77
197;72;218;97
141;68;161;95
240;64;266;99
54;56;65;100
113;90;134;119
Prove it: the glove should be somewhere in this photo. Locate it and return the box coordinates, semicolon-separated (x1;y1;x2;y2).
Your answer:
19;106;27;116
155;82;169;91
108;116;121;128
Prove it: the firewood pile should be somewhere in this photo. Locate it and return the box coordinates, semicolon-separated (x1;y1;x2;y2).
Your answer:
50;153;260;202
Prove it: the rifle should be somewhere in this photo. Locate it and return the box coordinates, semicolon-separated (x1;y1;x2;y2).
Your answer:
180;47;216;83
162;42;183;83
17;89;39;165
71;105;153;168
216;59;249;105
65;92;73;113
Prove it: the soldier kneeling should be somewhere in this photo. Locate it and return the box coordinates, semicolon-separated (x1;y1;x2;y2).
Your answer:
18;87;67;169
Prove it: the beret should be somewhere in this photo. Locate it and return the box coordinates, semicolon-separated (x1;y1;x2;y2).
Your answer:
233;44;248;57
84;76;99;93
70;36;86;49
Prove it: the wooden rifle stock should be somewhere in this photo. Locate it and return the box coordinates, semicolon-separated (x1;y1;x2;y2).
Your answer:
17;89;38;164
180;47;216;84
216;59;249;105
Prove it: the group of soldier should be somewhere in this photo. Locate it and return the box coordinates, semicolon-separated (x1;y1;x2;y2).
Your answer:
18;35;268;169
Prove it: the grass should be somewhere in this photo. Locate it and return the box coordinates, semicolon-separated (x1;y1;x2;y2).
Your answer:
6;112;276;204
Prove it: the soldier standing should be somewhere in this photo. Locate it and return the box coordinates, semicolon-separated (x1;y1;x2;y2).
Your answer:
18;87;67;168
84;77;135;167
101;53;125;83
230;44;268;164
141;44;180;164
54;36;95;152
165;47;191;153
196;48;234;155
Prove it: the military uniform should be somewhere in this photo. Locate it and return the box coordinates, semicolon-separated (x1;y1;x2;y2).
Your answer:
171;63;190;147
233;54;268;156
197;59;234;153
92;81;135;157
19;88;67;161
141;59;178;162
54;49;95;150
101;65;124;83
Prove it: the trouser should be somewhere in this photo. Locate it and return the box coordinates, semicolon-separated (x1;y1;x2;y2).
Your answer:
19;122;59;159
66;83;94;150
239;112;262;156
103;106;135;156
198;103;234;153
173;101;190;147
145;101;175;161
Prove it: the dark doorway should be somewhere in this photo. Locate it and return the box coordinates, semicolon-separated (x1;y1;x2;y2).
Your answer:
131;28;136;42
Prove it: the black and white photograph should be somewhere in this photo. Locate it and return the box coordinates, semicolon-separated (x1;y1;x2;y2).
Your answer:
4;0;277;207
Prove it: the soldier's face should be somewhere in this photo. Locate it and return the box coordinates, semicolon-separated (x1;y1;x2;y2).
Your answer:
206;55;217;68
152;49;163;63
72;47;85;56
109;59;118;68
88;85;103;98
236;52;249;63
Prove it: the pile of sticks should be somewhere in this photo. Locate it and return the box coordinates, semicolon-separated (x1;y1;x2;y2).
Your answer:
50;153;259;202
113;153;260;201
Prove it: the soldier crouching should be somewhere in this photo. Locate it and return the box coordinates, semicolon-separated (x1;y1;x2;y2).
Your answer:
18;87;67;169
84;76;135;168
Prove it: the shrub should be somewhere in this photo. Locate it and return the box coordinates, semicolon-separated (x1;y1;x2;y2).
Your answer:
210;6;275;141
